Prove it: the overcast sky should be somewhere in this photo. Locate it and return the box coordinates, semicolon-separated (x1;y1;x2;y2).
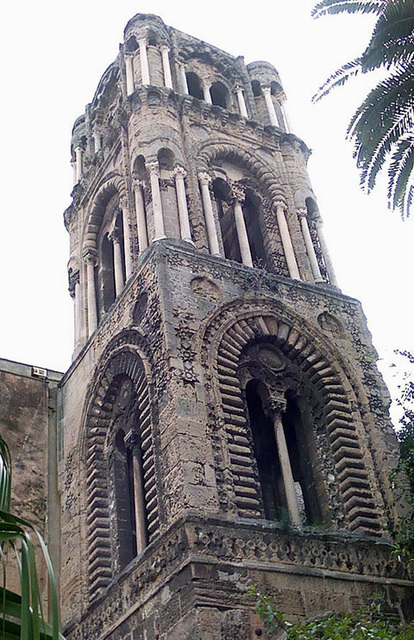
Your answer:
0;0;412;413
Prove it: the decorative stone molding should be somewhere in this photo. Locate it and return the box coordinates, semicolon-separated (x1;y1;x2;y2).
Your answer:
201;305;384;535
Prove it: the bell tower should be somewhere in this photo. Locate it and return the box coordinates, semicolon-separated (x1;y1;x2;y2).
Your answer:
60;14;411;639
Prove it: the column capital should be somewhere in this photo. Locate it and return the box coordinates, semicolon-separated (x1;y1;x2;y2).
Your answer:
83;249;97;266
146;160;160;177
297;206;308;219
235;85;244;93
108;228;121;244
274;199;287;212
124;428;140;450
74;145;84;153
262;85;272;95
160;44;170;53
198;171;212;186
138;37;147;46
173;164;187;179
264;395;286;418
232;182;246;204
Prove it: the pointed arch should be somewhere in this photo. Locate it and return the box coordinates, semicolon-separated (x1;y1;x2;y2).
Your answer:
201;302;384;536
81;330;160;600
197;141;287;203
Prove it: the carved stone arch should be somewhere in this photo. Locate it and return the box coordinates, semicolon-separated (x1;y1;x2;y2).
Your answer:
81;331;160;600
201;302;384;536
198;142;287;204
83;174;127;252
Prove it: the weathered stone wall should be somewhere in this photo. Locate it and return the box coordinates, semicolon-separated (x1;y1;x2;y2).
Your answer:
0;359;62;602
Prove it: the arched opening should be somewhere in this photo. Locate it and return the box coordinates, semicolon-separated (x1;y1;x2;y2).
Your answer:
133;154;148;180
97;205;126;318
147;30;158;47
112;429;137;569
100;233;116;312
213;178;241;263
251;80;261;97
125;35;138;52
157;147;175;170
246;380;319;525
305;197;319;219
210;81;229;108
186;72;203;100
244;190;266;267
246;380;282;521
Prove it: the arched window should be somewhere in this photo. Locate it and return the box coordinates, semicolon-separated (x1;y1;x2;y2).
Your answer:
241;345;322;525
251;80;261;97
210;81;229;108
213;178;241;263
97;203;126;318
109;377;149;571
186;72;203;100
111;429;137;569
100;232;115;311
243;190;266;266
124;35;138;52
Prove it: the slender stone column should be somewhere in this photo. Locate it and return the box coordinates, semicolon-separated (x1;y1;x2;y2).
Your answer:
69;269;80;348
125;54;135;95
110;230;125;296
160;45;173;89
133;178;149;252
84;250;98;336
275;201;301;280
235;86;248;118
178;63;188;94
120;199;133;280
316;219;338;286
297;208;323;282
202;82;212;104
280;98;292;133
146;161;166;241
71;160;77;186
124;430;147;554
93;131;101;152
265;396;301;526
138;38;150;85
262;86;279;127
173;166;193;244
75;146;83;183
232;185;253;267
198;172;221;256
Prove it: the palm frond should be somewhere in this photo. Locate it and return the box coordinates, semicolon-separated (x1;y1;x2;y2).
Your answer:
388;135;414;217
313;58;362;102
312;0;385;19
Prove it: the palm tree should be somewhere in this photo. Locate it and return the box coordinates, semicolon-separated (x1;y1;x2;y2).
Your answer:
0;435;63;640
312;0;414;218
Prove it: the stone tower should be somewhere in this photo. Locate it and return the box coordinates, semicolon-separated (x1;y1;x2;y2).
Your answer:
60;14;411;639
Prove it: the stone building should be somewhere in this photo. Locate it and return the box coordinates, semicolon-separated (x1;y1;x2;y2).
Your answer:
1;12;412;640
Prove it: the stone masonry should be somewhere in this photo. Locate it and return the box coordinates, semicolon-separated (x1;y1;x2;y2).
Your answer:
56;12;412;639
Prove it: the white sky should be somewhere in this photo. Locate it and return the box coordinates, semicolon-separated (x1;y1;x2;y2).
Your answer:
0;0;413;413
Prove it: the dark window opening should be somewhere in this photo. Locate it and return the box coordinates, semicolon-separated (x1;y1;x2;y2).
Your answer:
246;380;284;520
100;233;116;312
246;380;320;525
186;72;203;100
125;36;138;52
213;178;241;263
251;80;261;97
244;190;266;266
210;81;229;108
113;430;137;569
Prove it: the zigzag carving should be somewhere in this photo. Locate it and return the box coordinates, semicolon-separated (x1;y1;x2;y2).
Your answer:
83;346;158;600
217;313;382;534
